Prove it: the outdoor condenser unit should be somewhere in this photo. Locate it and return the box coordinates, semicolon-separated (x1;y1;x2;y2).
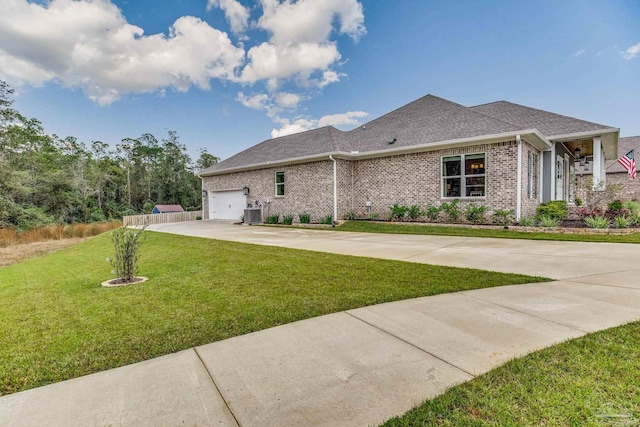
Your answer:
244;208;262;225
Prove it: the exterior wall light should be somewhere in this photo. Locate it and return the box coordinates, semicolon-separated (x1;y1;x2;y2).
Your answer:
243;186;250;195
201;190;207;198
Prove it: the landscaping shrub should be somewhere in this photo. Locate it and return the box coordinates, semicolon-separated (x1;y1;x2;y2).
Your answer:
319;215;333;225
265;214;280;224
614;215;631;229
491;209;514;226
345;210;357;220
518;216;536;227
440;199;461;222
425;205;440;222
369;212;379;220
407;205;424;221
536;200;568;220
584;215;609;229
574;197;583;207
538;215;561;228
108;226;146;282
389;204;409;221
608;199;623;214
623;200;640;215
299;213;311;224
282;215;294;225
465;205;488;224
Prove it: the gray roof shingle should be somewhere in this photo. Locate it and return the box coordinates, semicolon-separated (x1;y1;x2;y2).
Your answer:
470;101;613;137
201;95;616;175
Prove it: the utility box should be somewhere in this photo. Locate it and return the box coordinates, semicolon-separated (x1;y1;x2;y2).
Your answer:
244;208;262;225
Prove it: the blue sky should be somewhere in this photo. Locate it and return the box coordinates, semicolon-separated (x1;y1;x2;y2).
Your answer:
2;0;639;161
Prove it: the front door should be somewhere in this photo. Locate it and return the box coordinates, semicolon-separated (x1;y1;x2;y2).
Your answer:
556;155;564;200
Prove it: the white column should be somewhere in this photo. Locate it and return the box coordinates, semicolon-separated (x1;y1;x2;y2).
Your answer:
550;143;556;199
593;137;602;189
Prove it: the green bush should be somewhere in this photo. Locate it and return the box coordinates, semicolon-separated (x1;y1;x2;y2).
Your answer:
440;199;461;222
282;215;294;225
345;210;357;221
536;201;568;220
584;215;609;229
491;209;514;226
265;214;280;224
108;226;146;282
425;205;440;222
538;215;561;228
299;213;311;224
389;204;409;221
623;200;640;215
464;205;488;224
407;205;424;221
608;199;623;213
574;197;583;207
614;215;631;229
319;215;333;225
518;216;536;227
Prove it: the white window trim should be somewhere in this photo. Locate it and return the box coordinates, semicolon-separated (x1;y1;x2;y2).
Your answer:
440;153;486;199
275;171;285;197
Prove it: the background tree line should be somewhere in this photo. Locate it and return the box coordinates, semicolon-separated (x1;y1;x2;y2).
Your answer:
0;81;218;229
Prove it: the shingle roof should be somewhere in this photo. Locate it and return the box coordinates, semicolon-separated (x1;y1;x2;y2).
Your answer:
154;204;184;213
607;136;640;174
201;95;616;175
470;101;613;137
345;95;518;153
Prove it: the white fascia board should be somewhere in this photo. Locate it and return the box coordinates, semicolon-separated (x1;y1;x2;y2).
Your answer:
200;129;552;176
547;128;620;141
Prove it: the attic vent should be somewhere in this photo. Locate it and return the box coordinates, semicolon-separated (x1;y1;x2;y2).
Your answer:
387;138;397;145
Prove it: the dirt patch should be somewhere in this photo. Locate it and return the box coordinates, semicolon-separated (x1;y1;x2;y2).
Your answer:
0;238;86;268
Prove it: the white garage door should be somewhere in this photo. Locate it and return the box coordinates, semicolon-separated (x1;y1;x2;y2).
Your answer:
209;190;246;220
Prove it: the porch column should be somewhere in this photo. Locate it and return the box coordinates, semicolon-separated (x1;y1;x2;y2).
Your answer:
592;137;604;189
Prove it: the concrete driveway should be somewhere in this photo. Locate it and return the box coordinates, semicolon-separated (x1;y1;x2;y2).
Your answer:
2;221;640;426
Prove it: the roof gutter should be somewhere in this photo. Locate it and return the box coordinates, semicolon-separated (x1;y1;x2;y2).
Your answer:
199;129;552;177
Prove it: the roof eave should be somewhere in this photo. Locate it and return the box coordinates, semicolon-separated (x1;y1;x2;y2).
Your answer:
199;130;552;176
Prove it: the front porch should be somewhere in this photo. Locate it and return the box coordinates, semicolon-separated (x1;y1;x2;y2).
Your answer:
542;132;619;204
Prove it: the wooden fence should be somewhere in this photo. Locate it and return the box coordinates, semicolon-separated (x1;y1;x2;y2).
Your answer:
123;210;202;227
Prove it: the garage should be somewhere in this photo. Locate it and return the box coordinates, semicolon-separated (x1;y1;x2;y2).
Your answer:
209;190;246;220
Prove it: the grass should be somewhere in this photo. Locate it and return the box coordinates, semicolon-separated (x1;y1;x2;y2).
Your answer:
0;231;547;396
383;320;640;426
0;238;85;267
335;221;640;243
0;221;121;247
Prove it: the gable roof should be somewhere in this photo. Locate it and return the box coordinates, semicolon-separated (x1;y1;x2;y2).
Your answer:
201;95;614;176
153;204;184;213
470;101;614;138
607;136;640;174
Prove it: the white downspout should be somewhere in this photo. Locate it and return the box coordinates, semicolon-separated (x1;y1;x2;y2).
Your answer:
516;135;522;221
329;155;338;226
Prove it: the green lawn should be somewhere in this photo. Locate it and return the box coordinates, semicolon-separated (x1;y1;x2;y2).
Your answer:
335;221;640;243
0;231;546;396
383;320;640;426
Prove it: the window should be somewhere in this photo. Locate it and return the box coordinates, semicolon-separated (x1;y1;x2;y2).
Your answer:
275;171;285;196
442;153;485;198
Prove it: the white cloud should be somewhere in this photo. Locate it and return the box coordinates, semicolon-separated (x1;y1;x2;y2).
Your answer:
318;111;368;127
236;91;271;110
258;0;365;45
207;0;250;35
0;0;366;107
241;41;340;83
274;92;300;109
622;42;640;60
270;110;368;138
0;0;245;105
573;49;586;57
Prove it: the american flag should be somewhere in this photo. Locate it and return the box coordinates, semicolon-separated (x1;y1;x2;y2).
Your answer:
618;150;636;179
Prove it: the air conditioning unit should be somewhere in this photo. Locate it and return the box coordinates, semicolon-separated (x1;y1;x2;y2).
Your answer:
244;208;262;225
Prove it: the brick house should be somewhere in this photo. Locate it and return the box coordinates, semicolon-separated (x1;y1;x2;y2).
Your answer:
199;95;619;222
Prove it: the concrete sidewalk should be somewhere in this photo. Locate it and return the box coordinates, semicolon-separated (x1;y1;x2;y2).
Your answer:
2;222;640;426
